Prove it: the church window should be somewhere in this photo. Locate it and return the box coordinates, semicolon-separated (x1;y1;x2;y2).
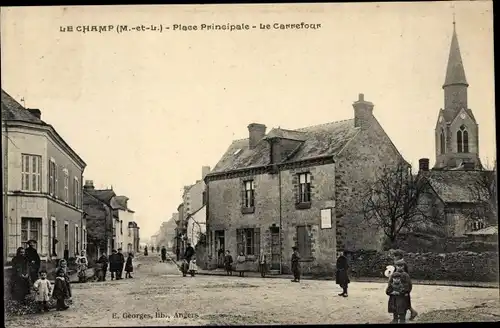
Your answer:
440;129;446;154
457;125;469;153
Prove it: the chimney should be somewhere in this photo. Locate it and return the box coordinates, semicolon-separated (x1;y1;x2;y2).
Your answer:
353;93;374;128
418;158;430;172
247;123;267;149
202;166;211;179
27;108;41;119
84;180;95;190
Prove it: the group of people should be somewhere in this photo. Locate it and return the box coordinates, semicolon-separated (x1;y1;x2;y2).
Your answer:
95;248;134;281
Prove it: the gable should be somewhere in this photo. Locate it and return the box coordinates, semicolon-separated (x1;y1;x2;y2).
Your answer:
211;119;359;174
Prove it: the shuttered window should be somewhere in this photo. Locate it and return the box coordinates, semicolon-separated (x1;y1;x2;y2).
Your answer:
296;225;312;257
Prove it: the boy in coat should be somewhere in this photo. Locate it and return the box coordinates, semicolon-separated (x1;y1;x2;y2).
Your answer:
386;272;411;323
53;269;70;311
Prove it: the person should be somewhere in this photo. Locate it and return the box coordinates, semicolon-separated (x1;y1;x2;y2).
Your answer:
125;253;134;278
393;258;417;320
116;248;125;279
144;246;148;256
56;259;72;300
259;249;267;278
150;246;154;253
109;249;118;280
53;268;70;311
175;247;180;261
97;253;108;281
188;256;197;277
156;246;160;253
161;246;167;262
291;246;301;283
235;252;246;277
393;255;418;321
10;247;31;304
76;249;89;282
224;250;234;276
386;271;411;323
33;270;52;312
25;240;41;285
184;243;195;264
335;252;350;297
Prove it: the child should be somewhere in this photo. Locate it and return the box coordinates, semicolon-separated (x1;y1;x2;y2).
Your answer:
393;257;418;320
125;253;134;278
224;250;233;276
236;252;246;277
181;258;189;277
56;259;72;300
53;269;70;311
188;256;197;277
33;270;52;312
386;271;411;323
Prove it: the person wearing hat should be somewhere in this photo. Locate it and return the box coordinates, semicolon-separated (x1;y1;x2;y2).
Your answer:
25;239;41;285
108;249;118;280
184;242;195;265
291;246;301;282
116;248;125;279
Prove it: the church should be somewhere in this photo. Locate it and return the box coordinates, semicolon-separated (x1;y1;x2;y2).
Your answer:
415;21;497;242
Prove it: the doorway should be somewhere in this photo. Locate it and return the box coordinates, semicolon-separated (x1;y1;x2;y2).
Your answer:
214;230;225;268
270;227;280;270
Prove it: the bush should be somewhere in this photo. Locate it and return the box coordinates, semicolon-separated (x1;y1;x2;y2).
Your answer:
457;241;498;252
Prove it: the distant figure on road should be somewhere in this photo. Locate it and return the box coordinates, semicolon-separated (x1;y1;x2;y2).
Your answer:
335;252;350;297
175;247;180;261
151;246;154;253
25;240;41;285
235;252;246;277
144;246;148;256
156;246;160;253
161;246;167;262
96;253;108;281
125;253;134;278
116;248;125;279
224;250;233;276
291;246;301;283
259;249;267;278
184;243;195;264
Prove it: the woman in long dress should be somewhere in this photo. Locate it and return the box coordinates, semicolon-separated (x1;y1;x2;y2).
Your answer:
10;247;31;304
335;252;350;297
76;250;89;282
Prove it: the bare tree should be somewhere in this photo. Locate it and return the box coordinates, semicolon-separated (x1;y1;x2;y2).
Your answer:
464;163;497;226
361;161;443;248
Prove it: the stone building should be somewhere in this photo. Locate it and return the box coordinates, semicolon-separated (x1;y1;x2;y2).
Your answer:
2;90;87;263
204;92;404;275
414;22;496;243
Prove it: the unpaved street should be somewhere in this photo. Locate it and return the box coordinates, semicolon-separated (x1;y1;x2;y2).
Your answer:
5;255;499;327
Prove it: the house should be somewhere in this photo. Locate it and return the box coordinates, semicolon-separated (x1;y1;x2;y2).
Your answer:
186;205;206;247
414;22;496;242
174;203;186;255
2;89;87;264
112;195;136;253
130;221;140;253
83;180;117;258
182;166;210;220
204;92;404;275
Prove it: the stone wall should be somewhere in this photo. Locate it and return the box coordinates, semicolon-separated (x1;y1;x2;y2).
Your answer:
348;250;499;282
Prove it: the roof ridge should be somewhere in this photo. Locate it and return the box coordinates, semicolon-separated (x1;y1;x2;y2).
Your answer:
296;118;354;131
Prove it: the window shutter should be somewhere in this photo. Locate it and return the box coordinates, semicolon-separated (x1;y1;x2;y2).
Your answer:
254;228;260;255
236;229;242;255
241;189;245;207
55;164;59;198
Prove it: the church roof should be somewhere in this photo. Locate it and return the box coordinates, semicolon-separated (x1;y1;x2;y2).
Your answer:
424;169;492;204
443;24;468;88
211;119;360;174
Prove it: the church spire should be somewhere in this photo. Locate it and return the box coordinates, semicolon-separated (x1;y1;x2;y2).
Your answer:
443;21;468;88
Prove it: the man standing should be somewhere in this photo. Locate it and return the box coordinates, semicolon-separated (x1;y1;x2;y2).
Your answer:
116;248;125;280
161;246;167;262
184;243;195;264
335;251;350;297
175;246;180;261
109;249;118;280
97;253;108;281
291;246;301;283
25;240;41;284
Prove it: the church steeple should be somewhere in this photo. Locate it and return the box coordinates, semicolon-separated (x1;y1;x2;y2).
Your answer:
442;21;468;111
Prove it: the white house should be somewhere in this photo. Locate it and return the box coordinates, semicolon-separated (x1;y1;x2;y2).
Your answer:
112;195;135;253
186;205;206;246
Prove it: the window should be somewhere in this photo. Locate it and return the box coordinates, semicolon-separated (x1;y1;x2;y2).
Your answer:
73;177;80;208
48;159;57;196
296;225;312;258
440;129;446;154
243;180;255;208
64;222;69;251
236;228;260;256
75;225;80;255
21;218;41;251
51;217;58;256
63;169;69;202
298;173;311;203
21;154;41;192
457;125;469;153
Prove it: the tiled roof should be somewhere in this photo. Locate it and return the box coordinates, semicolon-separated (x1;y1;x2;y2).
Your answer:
211;119;359;174
439;108;476;124
84;188;116;205
1;89;46;124
424;169;492;203
464;225;498;236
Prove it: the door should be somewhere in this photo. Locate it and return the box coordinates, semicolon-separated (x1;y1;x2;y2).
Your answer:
214;230;225;268
270;227;280;270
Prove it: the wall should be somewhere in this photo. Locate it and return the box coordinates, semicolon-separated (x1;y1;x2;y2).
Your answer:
348;249;499;282
334;116;403;253
119;210;135;253
183;179;205;219
187;205;206;246
47;199;84;259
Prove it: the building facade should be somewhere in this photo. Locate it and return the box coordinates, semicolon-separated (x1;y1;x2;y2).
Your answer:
205;92;403;275
2;90;87;263
112;195;136;252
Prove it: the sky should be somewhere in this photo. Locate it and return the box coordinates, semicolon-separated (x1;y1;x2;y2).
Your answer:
1;2;495;241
